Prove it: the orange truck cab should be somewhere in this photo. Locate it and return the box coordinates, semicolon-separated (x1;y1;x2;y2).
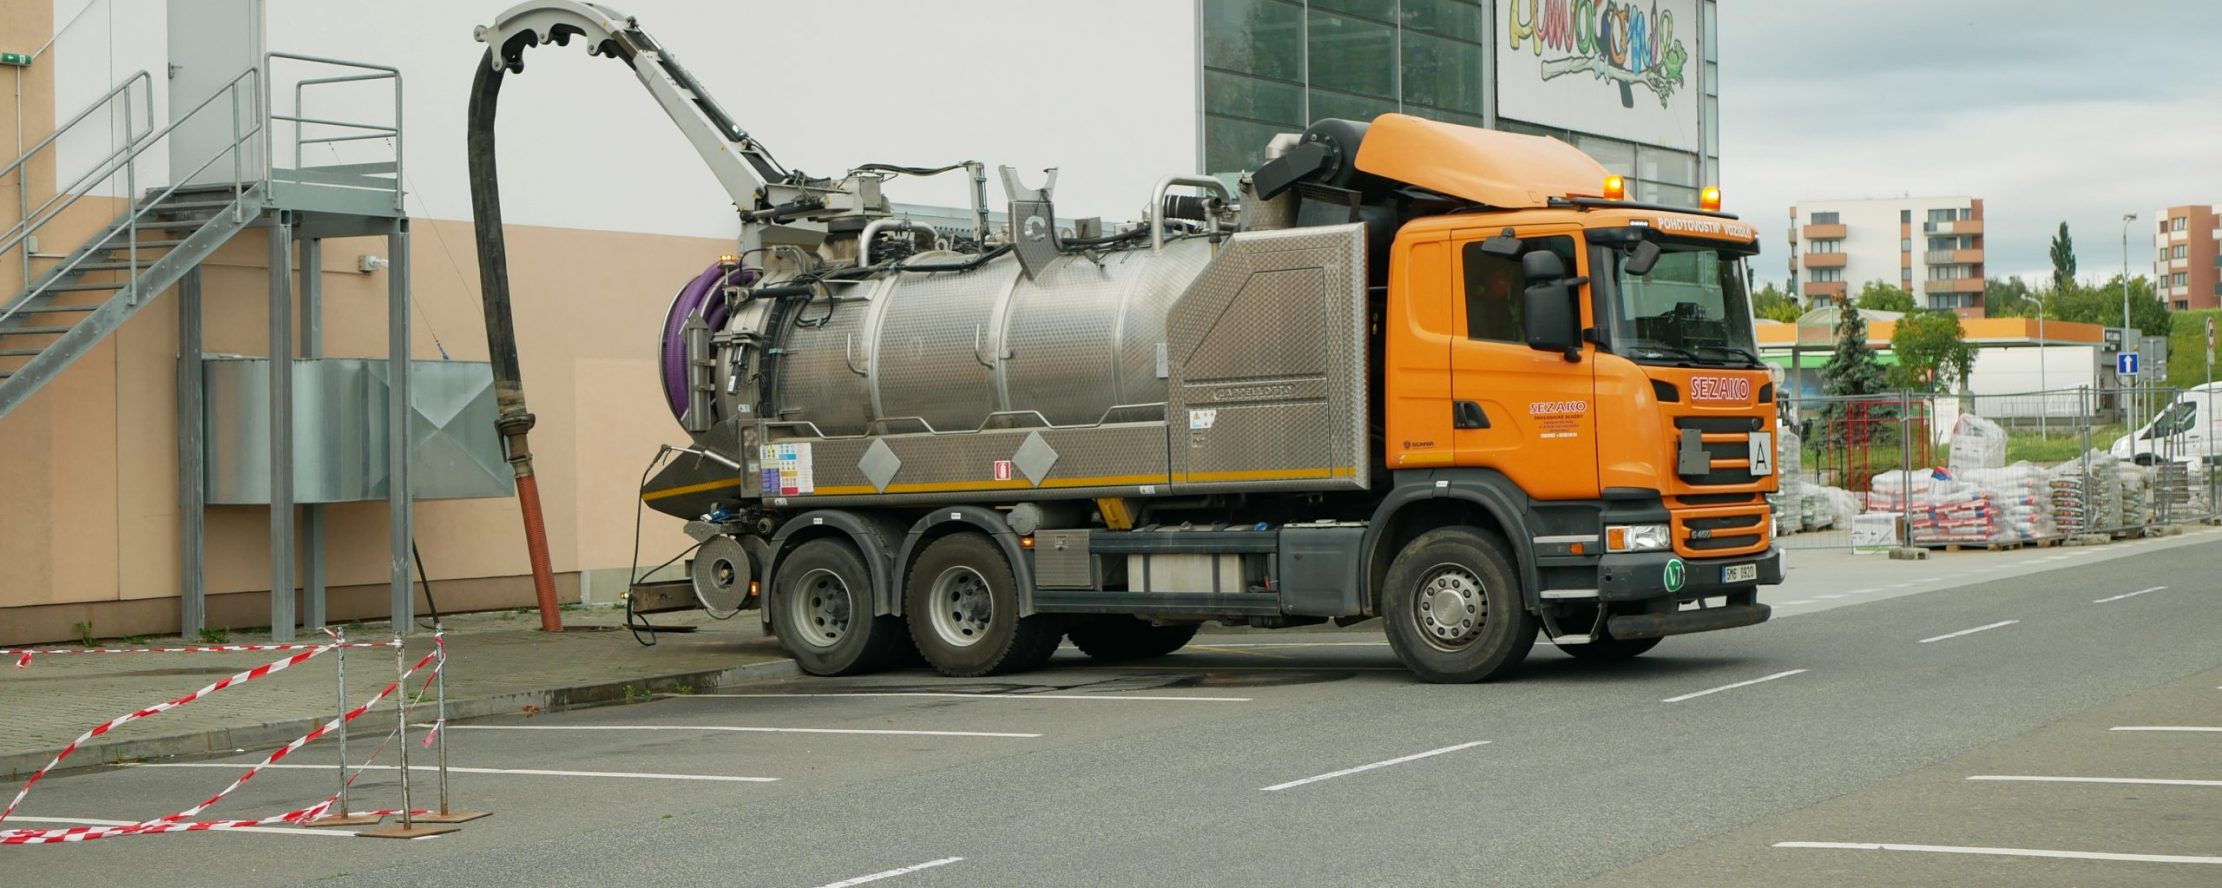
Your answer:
1271;114;1782;671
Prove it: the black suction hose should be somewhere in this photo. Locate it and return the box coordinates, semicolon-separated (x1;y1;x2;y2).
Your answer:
468;46;566;632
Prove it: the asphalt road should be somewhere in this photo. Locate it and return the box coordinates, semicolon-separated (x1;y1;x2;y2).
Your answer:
5;534;2219;887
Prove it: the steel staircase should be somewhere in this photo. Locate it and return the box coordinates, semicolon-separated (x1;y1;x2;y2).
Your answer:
0;66;265;421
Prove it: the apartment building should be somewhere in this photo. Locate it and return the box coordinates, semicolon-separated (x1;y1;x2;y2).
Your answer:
2153;205;2220;311
1787;197;1987;316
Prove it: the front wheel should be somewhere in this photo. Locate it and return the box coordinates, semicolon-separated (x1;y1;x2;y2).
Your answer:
1381;527;1536;684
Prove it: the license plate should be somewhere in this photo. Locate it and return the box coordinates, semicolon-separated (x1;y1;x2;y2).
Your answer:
1747;432;1774;476
1722;563;1758;583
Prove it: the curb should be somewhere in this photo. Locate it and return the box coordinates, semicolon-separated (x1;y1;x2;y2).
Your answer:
0;657;798;782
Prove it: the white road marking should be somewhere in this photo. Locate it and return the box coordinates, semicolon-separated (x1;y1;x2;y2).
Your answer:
691;692;1251;703
1912;577;1940;584
1839;588;1880;596
121;762;778;783
1775;600;1814;606
443;724;1039;738
810;856;965;888
1968;775;2222;787
2;815;357;839
1259;741;1490;792
1661;669;1808;704
2111;726;2222;733
1183;641;1390;648
1814;594;1846;600
1774;841;2222;865
2094;585;2167;604
1918;620;2019;644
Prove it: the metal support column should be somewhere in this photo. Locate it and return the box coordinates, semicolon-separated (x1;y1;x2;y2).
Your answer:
300;237;326;630
268;212;296;642
178;269;206;638
387;220;414;629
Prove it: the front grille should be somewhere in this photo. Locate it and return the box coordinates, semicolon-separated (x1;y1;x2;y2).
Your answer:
1678;493;1758;506
1671;503;1770;558
1675;416;1765;487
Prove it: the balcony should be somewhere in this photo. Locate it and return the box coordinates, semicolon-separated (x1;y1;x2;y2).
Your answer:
1801;223;1847;240
1802;252;1847;269
1922;219;1984;236
1922;278;1983;295
1802;280;1848;300
1923;249;1983;265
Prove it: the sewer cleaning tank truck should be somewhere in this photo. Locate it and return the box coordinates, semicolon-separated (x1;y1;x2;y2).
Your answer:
470;2;1781;683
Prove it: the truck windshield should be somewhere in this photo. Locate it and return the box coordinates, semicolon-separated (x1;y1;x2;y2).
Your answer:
1605;246;1761;368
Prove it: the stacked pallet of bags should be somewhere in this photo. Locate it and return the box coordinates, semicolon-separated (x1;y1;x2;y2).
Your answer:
1866;467;2037;545
2116;460;2155;529
2047;453;2121;535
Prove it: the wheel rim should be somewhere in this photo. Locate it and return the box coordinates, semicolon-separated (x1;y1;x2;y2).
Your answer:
787;568;852;649
927;566;994;648
1413;563;1486;652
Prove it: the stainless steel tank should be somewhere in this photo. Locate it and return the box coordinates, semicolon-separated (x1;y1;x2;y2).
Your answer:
732;238;1217;436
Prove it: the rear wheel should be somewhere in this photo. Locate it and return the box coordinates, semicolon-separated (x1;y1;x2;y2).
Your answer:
905;533;1061;677
1381;527;1536;683
769;538;905;676
1067;618;1199;661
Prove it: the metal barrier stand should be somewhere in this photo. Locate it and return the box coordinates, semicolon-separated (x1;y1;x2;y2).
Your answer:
360;634;458;839
415;625;488;824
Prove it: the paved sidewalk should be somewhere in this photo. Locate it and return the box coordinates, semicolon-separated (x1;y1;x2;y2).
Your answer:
0;607;791;781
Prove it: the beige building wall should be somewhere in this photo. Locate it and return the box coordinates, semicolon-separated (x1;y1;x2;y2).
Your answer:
1;209;726;644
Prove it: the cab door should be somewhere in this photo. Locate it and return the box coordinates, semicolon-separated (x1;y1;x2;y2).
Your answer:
1448;226;1601;500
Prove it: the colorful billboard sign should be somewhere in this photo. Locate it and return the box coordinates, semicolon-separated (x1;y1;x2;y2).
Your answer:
1498;0;1701;151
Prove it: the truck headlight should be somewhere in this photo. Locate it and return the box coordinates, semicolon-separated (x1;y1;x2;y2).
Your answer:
1606;524;1671;553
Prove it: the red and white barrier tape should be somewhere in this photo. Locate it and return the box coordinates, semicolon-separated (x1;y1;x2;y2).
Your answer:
1;632;448;844
6;641;399;668
0;644;335;824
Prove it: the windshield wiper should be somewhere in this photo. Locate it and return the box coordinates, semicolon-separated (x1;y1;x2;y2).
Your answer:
1623;341;1703;364
1687;343;1764;367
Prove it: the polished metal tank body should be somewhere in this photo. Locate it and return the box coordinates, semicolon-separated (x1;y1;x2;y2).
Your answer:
731;238;1217;436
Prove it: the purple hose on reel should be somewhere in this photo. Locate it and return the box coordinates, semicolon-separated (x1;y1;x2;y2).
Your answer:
659;262;753;421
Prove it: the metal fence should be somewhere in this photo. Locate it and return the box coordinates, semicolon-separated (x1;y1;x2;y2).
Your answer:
1772;385;2220;551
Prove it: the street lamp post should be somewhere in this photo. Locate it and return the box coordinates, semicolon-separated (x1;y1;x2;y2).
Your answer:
2122;213;2138;428
2038;289;2048;439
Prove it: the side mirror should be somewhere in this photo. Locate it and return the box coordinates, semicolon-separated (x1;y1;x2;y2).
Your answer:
1625;240;1662;276
1520;251;1583;361
1480;228;1523;257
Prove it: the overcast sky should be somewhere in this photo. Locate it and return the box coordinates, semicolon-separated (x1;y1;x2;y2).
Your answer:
1721;0;2222;289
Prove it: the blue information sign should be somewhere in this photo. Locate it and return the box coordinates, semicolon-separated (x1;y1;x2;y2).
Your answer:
2118;352;2140;376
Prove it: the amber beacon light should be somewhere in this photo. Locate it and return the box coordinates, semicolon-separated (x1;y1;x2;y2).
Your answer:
1700;186;1723;212
1602;175;1627;201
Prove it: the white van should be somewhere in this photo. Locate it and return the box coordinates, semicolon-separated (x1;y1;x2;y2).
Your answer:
2111;383;2222;464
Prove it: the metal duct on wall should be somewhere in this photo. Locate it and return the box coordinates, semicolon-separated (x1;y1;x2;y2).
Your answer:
204;358;513;504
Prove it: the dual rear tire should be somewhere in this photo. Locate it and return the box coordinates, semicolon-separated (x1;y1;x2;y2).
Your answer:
902;533;1063;677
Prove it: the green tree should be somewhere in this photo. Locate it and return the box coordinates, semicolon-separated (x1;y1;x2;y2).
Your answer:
1751;282;1802;323
1853;281;1916;313
2048;275;2169;337
1820;299;1888;398
2165;308;2222;389
2049;222;2077;293
1889;310;1978;392
1983;276;2037;317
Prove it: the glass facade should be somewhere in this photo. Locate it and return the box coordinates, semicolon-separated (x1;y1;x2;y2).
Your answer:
1199;0;1708;206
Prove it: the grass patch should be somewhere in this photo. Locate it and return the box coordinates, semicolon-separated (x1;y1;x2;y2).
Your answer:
196;626;231;644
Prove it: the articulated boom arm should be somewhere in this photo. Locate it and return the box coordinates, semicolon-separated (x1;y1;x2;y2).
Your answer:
475;0;790;208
